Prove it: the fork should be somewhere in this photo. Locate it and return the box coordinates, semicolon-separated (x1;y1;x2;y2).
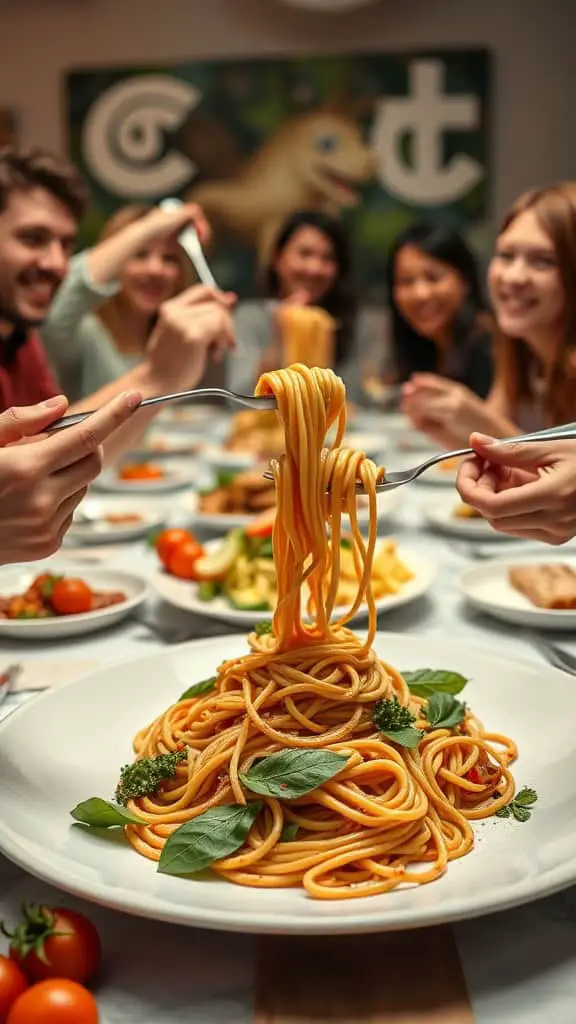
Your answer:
46;389;276;432
263;421;576;493
524;632;576;675
159;197;217;287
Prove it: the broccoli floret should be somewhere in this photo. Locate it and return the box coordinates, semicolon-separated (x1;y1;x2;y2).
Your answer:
373;695;416;732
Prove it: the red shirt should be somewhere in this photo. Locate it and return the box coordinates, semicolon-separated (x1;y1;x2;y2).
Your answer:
0;331;59;411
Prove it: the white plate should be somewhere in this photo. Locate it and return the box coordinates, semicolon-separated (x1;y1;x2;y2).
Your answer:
93;463;194;495
156;405;228;433
68;498;167;544
460;553;576;630
0;632;573;934
200;445;258;473
151;541;435;626
179;488;400;532
422;497;522;542
136;431;208;458
397;430;437;453
392;451;462;487
0;565;148;639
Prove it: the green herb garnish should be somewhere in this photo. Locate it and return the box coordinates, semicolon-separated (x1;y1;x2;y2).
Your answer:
373;695;423;748
115;748;188;806
403;669;468;699
158;802;262;875
340;538;353;550
70;798;145;828
179;676;216;700
240;749;348;799
281;823;300;842
255;620;273;636
425;692;466;731
496;787;538;822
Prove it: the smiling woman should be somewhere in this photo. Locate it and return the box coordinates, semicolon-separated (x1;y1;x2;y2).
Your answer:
401;183;576;450
40;203;193;400
227;210;385;402
385;220;493;399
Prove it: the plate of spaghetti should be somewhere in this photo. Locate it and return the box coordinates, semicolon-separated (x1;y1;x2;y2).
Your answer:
0;365;573;934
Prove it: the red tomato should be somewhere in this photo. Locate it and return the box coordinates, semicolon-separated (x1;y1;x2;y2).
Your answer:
155;528;194;570
51;580;93;616
119;462;163;481
7;907;100;985
244;507;275;539
0;957;27;1023
168;537;205;579
7;979;99;1024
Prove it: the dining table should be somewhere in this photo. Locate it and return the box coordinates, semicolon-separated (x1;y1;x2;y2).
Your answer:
1;404;576;1024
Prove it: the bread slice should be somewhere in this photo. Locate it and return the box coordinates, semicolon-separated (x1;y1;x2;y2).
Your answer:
509;564;576;609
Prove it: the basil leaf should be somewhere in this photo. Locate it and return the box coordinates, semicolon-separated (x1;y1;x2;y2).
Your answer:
511;804;531;823
379;727;423;749
217;470;236;488
158;802;262;875
426;693;466;730
513;786;537;807
255;620;273;636
281;823;300;842
240;749;348;799
404;669;468;698
340;538;352;550
179;676;216;700
495;806;511;818
70;797;145;828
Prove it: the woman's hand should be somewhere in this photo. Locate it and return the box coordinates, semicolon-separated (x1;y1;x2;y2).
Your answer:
136;202;211;247
457;433;576;544
401;373;493;449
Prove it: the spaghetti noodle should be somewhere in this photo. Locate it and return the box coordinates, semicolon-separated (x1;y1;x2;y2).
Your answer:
124;364;517;899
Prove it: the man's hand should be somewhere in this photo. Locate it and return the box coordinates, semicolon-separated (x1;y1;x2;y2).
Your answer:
145;284;236;390
457;432;576;544
0;390;141;564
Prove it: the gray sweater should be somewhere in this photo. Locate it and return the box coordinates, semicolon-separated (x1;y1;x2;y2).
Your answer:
41;252;140;401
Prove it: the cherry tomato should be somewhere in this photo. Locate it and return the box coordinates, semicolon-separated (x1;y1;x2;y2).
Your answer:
0;956;28;1023
7;906;100;985
119;462;163;481
51;579;93;616
155;528;194;570
7;979;99;1024
168;537;205;579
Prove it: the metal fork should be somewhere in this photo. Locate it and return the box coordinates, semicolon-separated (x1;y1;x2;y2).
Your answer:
159;197;217;287
524;632;576;675
263;421;576;493
46;389;276;432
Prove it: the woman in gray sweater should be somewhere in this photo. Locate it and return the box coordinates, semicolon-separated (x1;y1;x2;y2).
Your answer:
41;203;200;400
227;210;388;404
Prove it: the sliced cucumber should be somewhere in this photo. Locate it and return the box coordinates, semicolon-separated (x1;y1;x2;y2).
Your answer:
194;528;244;581
227;587;272;612
197;580;220;602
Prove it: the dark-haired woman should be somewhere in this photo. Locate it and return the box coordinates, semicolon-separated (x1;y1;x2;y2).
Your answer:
386;220;494;399
226;210;383;402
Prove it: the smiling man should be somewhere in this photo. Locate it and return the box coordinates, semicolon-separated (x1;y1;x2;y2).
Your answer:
0;147;236;461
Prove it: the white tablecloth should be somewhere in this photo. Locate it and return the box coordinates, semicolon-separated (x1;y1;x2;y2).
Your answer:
2;414;576;1023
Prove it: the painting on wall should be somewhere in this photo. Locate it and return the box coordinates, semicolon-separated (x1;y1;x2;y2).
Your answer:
64;50;490;302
